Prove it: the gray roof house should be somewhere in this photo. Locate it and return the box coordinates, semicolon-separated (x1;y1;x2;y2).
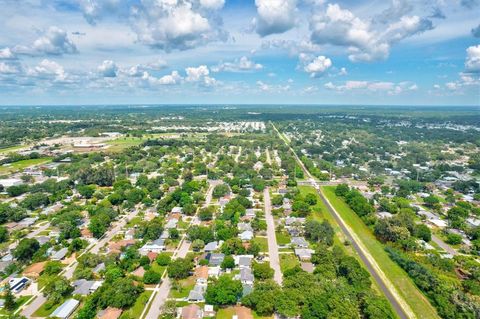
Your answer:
235;255;253;268
291;237;308;248
73;279;103;296
238;230;253;241
51;247;68;261
207;253;225;266
239;268;254;285
295;249;314;261
188;284;206;302
204;241;222;252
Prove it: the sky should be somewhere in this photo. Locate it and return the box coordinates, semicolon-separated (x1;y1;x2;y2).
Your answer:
0;0;479;106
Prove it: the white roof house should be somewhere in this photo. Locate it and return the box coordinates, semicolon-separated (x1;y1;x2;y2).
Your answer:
238;230;253;241
51;299;80;319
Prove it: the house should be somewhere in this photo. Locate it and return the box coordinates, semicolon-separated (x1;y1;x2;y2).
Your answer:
132;266;146;278
23;261;46;279
9;277;30;293
235;255;253;268
181;304;203;319
204;241;222;252
300;262;314;273
238;230;253;241
124;229;135;240
239;267;254;285
98;307;123;319
73;279;103;295
244;209;256;219
237;223;253;232
203;305;215;317
208;266;221;278
51;299;80;319
188;284;206;302
233;306;254;319
36;236;51;245
207;253;225;266
171;207;183;214
194;266;209;285
377;212;393;219
165;218;178;229
93;262;105;274
285;217;305;226
291;237;308;248
295;249;314;261
139;239;165;255
108;239;136;254
51;247;68;261
147;251;158;263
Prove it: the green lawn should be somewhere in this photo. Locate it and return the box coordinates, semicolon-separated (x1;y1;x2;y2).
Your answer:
275;231;291;246
106;137;146;152
216;307;272;319
0;157;52;174
169;276;196;298
0;144;27;154
322;186;439;319
119;290;153;319
32;299;63;317
252;237;268;252
279;253;299;273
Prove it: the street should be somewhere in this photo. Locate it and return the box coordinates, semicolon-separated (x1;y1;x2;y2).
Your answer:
263;188;282;285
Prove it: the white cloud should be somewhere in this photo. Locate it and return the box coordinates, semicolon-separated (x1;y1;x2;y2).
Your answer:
0;48;16;59
338;67;347;76
130;0;227;51
310;4;433;62
253;0;297;37
31;59;67;81
199;0;225;10
158;71;183;85
33;26;77;55
0;62;20;74
465;45;480;73
212;56;263;72
185;65;218;86
303;55;332;77
98;60;118;77
325;80;418;95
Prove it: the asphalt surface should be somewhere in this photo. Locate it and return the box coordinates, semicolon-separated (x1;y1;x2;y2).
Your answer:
264;188;283;285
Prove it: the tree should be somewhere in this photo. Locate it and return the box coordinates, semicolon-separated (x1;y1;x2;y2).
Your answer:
143;270;161;284
44;261;63;275
213;184;230;198
4;286;16;311
156;253;171;266
13;238;39;262
271;195;283;206
446;233;462;245
0;226;9;243
221;255;235;270
77;184;96;198
414;224;432;242
292;200;310;217
43;276;73;304
199;206;214;221
304;220;334;246
335;184;350;197
205;275;242;305
167;258;193;279
191;239;205;251
305;193;318;206
98;277;143;309
253;262;274;280
242;280;281;316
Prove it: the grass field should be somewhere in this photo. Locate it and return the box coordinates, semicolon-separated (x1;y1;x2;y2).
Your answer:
0;144;27;154
120;290;153;319
0;157;52;174
32;299;63;317
0;295;31;315
279;253;299;273
252;237;269;252
216;307;273;319
105;137;146;152
275;231;291;246
322;186;439;319
169;276;196;299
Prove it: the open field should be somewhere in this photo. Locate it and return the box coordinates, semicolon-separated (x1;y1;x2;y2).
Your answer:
120;290;153;319
322;186;439;319
0;145;27;154
0;157;52;174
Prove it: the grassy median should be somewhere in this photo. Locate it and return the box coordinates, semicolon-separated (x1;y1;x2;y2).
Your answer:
322;186;439;319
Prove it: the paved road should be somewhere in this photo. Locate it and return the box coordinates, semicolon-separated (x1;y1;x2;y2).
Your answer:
235;146;242;163
265;148;272;165
26;221;50;239
432;234;458;256
143;181;217;319
271;122;413;319
264;188;282;285
21;294;46;318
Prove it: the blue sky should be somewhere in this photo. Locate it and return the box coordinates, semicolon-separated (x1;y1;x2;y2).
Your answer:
0;0;479;106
